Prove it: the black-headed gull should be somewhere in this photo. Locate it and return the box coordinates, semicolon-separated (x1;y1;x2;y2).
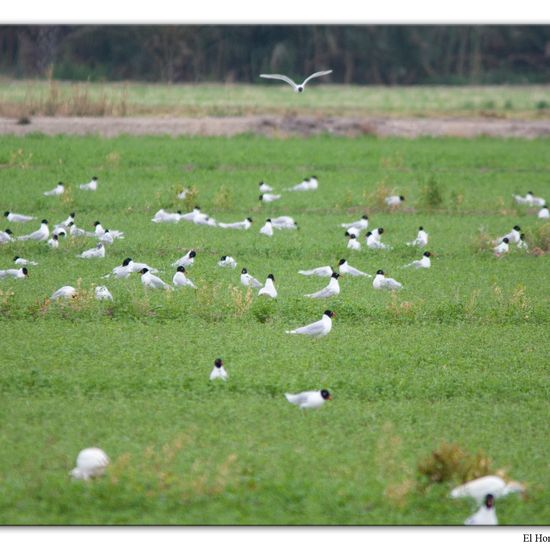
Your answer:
285;389;332;409
494;238;509;257
13;256;38;266
513;191;544;207
173;266;197;288
0;267;28;279
366;229;390;250
218;217;253;230
298;265;333;277
140;268;171;290
271;216;298;230
464;494;498;526
538;204;549;219
373;270;403;290
80;176;98;191
151;209;182;223
4;211;34;223
172;250;196;268
341;214;369;232
285;310;334;338
404;251;431;269
78;243;105;259
95;286;113;301
407;226;429;248
98;230;114;245
240;268;262;289
338;259;371;277
451;475;525;504
258;274;277;298
218;255;237;269
305;272;340;299
345;227;360;238
17;219;49;242
0;229;13;244
50;285;77;300
260;70;333;93
286;177;318;192
260;219;274;237
43;182;64;196
210;358;228;381
55;212;76;229
70;447;109;480
259;181;273;193
517;234;528;250
347;233;361;250
179;206;202;222
67;222;88;237
259;193;281;203
94;222;124;240
385;195;405;206
104;257;133;279
496;225;521;245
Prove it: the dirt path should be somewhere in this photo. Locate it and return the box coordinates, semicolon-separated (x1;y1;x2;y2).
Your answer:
2;115;550;138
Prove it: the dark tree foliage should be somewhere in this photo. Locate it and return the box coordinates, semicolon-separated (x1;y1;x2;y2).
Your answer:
0;25;549;84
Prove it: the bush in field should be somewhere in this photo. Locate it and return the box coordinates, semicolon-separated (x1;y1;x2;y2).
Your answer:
418;175;444;211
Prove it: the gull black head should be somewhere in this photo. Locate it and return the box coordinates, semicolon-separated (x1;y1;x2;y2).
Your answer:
22;267;28;276
5;229;12;235
503;237;510;243
177;266;186;273
323;310;335;318
376;269;384;275
94;221;101;226
41;219;48;224
70;212;75;217
331;272;340;279
419;226;424;230
194;206;201;211
399;195;405;201
528;191;533;195
140;268;149;274
520;233;525;240
215;358;223;368
247;217;253;222
92;176;98;181
484;494;495;509
513;225;521;231
258;181;264;187
68;221;74;227
266;218;271;222
176;210;182;215
338;259;346;266
366;231;372;237
58;182;63;186
267;273;275;281
13;256;19;261
311;175;317;179
189;250;197;258
241;268;248;274
4;211;9;217
423;251;431;257
362;214;369;220
220;255;227;261
377;227;384;234
122;257;132;266
345;231;350;237
259;194;264;201
52;234;58;240
321;389;332;400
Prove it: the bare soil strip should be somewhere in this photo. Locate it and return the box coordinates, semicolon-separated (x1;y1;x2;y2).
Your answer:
2;116;550;138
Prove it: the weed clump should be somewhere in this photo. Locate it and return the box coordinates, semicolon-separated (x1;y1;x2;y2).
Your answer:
418;175;444;211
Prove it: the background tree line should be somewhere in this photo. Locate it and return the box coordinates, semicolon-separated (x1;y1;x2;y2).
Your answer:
1;25;549;84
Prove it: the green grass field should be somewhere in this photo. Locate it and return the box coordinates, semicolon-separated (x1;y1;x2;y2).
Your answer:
1;79;550;118
0;134;549;525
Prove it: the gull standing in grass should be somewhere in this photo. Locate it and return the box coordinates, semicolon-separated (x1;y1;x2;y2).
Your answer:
450;475;525;503
260;219;274;237
172;250;196;268
95;286;113;301
151;209;182;223
94;222;124;240
298;265;333;277
259;181;273;193
494;238;510;257
0;229;13;244
218;255;237;269
338;259;371;277
259;193;281;203
271;216;298;230
50;286;77;300
173;266;197;289
4;211;35;223
13;256;38;266
305;272;340;299
286;177;318;191
259;70;333;93
404;251;432;269
140;268;172;290
104;257;133;279
373;270;403;290
70;448;109;480
464;494;498;526
78;243;105;259
240;268;262;289
513;191;542;206
210;358;228;381
385;194;405;207
17;219;49;242
347;233;361;250
67;222;88;237
285;310;334;337
366;229;391;250
43;182;64;196
80;176;98;191
341;214;369;232
285;389;332;409
47;234;59;249
496;225;521;245
258;274;277;298
538;204;549;219
407;226;429;248
218;217;253;230
0;267;28;279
